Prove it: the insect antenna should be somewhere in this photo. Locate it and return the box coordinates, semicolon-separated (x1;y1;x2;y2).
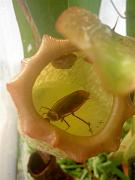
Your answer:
110;0;126;19
112;16;119;31
71;113;92;133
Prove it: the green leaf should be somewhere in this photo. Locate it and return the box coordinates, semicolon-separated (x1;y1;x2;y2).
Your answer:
68;0;101;14
13;0;101;55
24;0;101;37
126;0;135;37
13;0;37;57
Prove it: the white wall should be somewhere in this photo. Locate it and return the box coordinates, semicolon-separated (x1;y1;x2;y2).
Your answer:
0;0;23;179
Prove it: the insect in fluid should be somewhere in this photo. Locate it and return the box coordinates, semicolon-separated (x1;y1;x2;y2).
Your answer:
41;90;92;133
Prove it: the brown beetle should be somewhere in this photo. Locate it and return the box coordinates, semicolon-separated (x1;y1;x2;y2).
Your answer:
41;90;92;133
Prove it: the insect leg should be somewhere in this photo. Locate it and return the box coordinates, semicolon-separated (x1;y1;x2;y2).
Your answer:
71;113;92;133
42;112;47;118
40;106;51;111
61;116;70;130
39;106;50;118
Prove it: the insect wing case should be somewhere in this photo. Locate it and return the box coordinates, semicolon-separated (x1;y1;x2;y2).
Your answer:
48;90;90;119
7;35;135;162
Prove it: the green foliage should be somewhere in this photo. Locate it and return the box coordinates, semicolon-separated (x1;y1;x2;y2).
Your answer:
12;0;37;57
13;0;101;56
58;154;129;180
24;0;101;38
66;0;101;14
25;0;66;38
126;0;135;37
